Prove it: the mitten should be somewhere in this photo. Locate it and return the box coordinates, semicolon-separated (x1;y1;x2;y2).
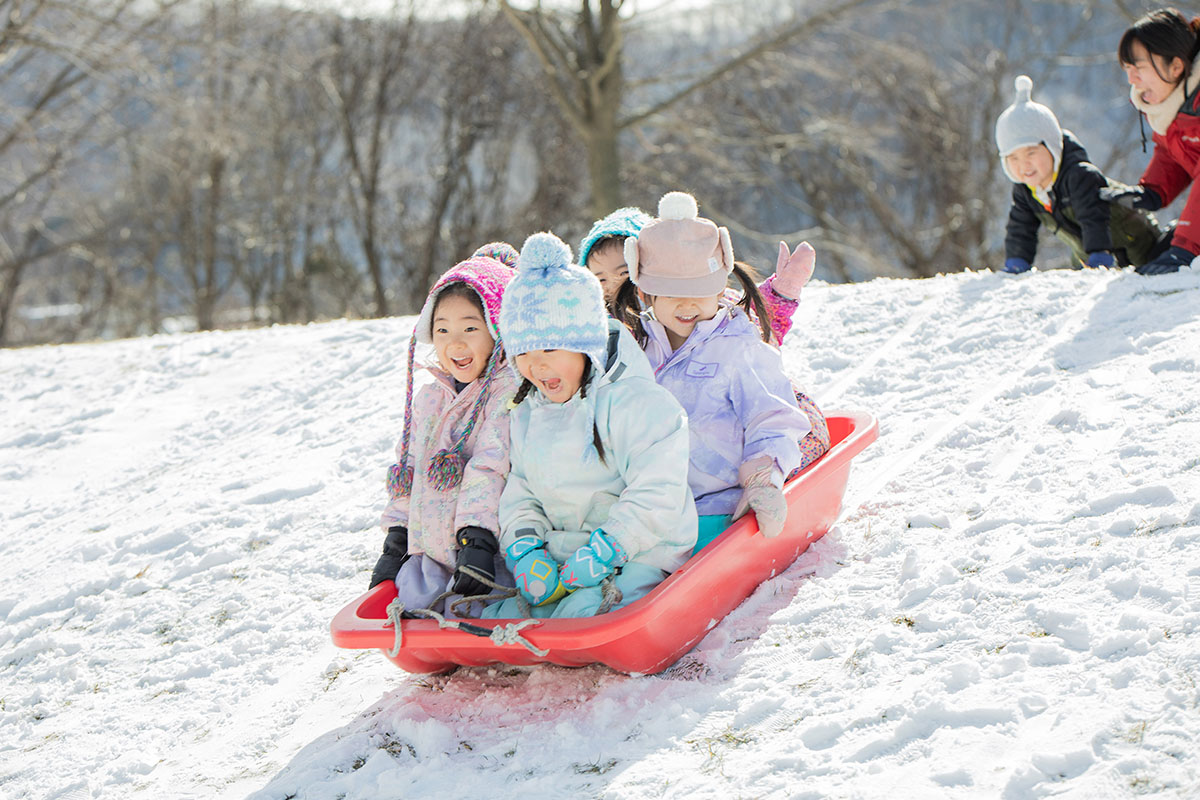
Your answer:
451;526;498;596
1002;257;1032;274
1137;245;1194;275
560;529;629;590
1085;251;1116;269
369;524;410;588
732;456;788;538
1098;184;1162;211
771;241;816;301
507;536;567;606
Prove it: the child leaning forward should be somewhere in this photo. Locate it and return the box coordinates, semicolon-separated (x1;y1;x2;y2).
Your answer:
482;233;698;619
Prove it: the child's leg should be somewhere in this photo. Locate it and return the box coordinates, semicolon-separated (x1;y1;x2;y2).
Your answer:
788;390;830;479
547;562;668;618
693;513;734;555
394;555;454;610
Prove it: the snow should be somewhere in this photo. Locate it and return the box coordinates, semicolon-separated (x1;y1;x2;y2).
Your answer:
3;266;1199;799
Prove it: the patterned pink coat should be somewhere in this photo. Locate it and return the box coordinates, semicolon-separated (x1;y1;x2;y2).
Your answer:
380;364;517;567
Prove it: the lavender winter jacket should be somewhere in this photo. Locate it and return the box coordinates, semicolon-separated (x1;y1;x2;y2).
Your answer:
640;305;811;516
380;364;517;567
500;321;698;574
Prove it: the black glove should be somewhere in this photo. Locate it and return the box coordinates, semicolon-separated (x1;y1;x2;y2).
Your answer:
1098;184;1162;211
368;525;410;589
1137;245;1193;275
452;526;498;596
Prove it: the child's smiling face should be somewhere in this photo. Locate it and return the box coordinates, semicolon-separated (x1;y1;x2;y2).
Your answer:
1004;143;1056;190
431;291;494;383
514;349;587;403
1123;39;1186;105
586;240;630;305
648;293;722;350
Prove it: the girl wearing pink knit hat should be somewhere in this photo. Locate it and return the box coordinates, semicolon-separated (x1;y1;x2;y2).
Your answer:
370;251;518;616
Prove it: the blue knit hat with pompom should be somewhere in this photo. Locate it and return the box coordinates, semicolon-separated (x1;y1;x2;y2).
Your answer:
500;232;609;368
578;207;652;267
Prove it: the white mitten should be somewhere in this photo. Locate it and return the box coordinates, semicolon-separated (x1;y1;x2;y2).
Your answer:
731;456;788;538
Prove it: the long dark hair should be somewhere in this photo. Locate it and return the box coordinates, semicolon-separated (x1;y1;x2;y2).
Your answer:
511;358;606;463
611;262;772;346
1119;8;1200;85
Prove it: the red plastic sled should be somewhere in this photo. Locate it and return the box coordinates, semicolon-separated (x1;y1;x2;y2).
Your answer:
331;411;878;675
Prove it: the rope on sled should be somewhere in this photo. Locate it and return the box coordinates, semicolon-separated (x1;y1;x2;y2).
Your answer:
596;577;623;615
382;566;548;658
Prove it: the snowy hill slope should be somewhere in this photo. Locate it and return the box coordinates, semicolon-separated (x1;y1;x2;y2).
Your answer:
2;268;1198;800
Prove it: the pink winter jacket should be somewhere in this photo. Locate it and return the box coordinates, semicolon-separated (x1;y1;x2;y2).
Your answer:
380;364;517;567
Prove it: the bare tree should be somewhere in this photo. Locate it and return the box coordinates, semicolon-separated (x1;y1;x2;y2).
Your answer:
317;2;429;317
0;0;180;344
498;0;891;217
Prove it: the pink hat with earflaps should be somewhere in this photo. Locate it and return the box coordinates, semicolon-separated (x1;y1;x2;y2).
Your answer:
624;191;734;298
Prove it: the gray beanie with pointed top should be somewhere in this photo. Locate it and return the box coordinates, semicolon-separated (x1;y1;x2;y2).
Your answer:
995;75;1063;183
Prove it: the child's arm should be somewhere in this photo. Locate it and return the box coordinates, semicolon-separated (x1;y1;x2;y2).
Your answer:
758;241;815;344
757;278;798;344
1003;185;1042;270
452;384;513;538
496;414;552;550
1140;141;1192;209
1066;164;1116;266
593;383;695;560
730;343;811;482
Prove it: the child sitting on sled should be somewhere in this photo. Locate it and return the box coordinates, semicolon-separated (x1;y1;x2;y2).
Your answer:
612;191;822;553
996;75;1170;273
481;232;698;619
579;206;812;346
369;247;519;614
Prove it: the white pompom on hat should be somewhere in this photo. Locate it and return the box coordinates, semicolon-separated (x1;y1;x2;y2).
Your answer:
995;75;1064;182
623;191;734;298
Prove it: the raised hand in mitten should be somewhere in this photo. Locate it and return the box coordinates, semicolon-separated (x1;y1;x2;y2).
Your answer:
369;524;410;588
451;526;499;596
771;241;816;301
731;456;788;538
560;529;629;590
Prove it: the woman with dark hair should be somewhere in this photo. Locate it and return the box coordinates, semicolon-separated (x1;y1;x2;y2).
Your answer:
1102;7;1200;274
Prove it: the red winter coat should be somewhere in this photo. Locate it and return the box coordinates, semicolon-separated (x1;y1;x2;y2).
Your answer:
1139;81;1200;255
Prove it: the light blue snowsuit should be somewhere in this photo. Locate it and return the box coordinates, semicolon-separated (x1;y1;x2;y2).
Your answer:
484;321;698;618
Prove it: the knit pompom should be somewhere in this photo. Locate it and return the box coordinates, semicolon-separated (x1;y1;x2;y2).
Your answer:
1014;75;1033;103
658;191;699;220
426;448;466;491
472;241;519;269
387;462;414;499
518;232;573;272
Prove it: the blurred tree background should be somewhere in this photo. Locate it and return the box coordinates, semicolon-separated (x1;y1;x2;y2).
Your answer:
0;0;1156;345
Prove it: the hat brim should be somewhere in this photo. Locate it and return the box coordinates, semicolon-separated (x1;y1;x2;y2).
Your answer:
635;269;729;298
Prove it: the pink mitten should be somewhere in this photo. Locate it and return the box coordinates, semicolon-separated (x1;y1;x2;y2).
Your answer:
731;456;788;538
771;241;815;301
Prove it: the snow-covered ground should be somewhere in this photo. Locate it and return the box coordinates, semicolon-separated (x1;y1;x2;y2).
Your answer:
2;267;1198;800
